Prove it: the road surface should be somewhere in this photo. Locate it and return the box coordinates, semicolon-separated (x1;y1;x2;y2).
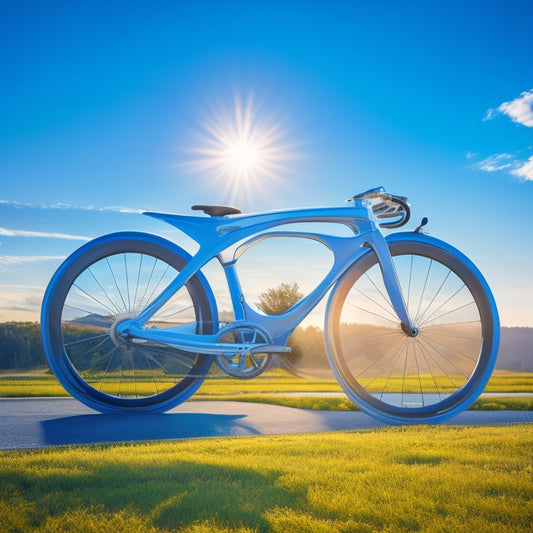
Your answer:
1;398;531;450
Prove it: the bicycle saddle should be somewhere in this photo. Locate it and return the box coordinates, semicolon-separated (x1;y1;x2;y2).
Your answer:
191;205;242;217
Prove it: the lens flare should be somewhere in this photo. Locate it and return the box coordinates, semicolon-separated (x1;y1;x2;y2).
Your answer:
185;93;297;206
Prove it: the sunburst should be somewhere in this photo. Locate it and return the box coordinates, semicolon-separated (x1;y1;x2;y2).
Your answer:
185;93;297;206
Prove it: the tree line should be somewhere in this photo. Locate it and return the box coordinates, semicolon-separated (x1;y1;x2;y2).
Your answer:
0;322;47;369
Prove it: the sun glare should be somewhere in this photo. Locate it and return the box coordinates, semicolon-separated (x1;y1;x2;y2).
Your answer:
185;93;297;206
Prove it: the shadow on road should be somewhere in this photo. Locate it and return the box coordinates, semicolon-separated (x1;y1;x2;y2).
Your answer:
41;412;259;447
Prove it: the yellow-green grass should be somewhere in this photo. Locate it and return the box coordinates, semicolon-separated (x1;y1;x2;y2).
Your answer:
1;424;531;532
199;394;533;412
0;369;531;398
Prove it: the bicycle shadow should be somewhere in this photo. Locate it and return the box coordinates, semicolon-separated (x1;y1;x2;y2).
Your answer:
40;411;260;447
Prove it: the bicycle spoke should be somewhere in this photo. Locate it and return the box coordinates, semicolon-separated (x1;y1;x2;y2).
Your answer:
417;282;467;327
68;336;113;366
418;300;477;328
350;286;399;321
415;269;452;325
154;304;195;321
95;345;120;391
414;258;433;323
361;270;397;316
422;327;482;343
379;338;409;400
143;264;171;312
141;349;160;396
344;330;402;365
106;257;127;312
412;339;442;402
124;254;131;311
345;301;399;326
133;253;144;310
71;283;117;317
87;267;123;315
412;341;424;406
357;335;407;386
416;335;466;385
418;330;479;364
138;256;158;310
63;333;109;347
406;254;413;311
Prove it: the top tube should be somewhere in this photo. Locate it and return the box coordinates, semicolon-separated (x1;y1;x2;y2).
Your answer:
144;201;377;246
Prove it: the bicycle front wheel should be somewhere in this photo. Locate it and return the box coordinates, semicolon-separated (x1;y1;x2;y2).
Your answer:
325;233;499;424
41;232;217;413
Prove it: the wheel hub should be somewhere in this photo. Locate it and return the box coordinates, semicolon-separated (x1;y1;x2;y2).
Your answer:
110;315;136;347
401;322;419;337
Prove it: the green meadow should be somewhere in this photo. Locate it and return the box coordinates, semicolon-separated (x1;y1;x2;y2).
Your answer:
0;370;531;412
1;368;532;397
1;424;531;532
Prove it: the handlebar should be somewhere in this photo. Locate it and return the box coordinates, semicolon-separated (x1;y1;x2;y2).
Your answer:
346;186;411;228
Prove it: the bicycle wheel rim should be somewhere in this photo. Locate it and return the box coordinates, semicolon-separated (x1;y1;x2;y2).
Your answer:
42;233;216;412
326;235;498;423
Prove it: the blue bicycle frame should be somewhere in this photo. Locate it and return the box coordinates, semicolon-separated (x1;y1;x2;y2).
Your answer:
41;185;500;422
116;199;413;355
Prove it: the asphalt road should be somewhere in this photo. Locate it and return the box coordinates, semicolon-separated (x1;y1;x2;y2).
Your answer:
1;398;531;450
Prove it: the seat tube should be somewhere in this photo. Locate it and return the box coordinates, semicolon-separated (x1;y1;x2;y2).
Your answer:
223;262;246;320
367;232;414;330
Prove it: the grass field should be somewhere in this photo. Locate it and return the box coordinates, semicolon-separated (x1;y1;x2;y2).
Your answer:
199;394;533;412
1;369;532;397
0;370;531;413
1;424;531;532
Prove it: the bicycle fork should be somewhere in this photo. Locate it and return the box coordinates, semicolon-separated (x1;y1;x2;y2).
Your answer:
365;232;417;336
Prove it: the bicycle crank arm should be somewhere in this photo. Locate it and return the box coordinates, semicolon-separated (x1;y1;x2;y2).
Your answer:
119;323;291;356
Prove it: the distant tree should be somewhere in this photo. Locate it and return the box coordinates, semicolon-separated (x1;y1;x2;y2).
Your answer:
256;283;329;376
257;282;304;315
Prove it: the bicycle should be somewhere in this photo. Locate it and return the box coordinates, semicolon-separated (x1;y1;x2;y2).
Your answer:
41;187;499;424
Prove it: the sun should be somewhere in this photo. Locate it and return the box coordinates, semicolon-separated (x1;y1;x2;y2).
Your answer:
228;140;259;172
185;93;297;206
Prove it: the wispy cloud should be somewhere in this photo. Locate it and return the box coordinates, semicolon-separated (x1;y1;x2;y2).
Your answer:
0;200;144;214
475;153;517;173
0;227;90;240
0;285;44;321
484;89;533;127
0;255;66;266
473;153;533;181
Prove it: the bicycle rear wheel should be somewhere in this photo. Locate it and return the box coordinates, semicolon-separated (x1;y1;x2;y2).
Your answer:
325;233;499;424
41;232;217;413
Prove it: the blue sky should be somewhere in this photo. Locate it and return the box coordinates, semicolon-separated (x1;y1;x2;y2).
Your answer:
1;0;532;326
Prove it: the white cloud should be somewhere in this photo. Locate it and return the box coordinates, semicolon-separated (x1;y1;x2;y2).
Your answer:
485;89;533;127
477;90;533;182
0;255;65;266
473;152;533;182
0;200;144;214
475;153;516;172
511;155;533;181
0;227;90;240
483;108;498;122
498;89;533;127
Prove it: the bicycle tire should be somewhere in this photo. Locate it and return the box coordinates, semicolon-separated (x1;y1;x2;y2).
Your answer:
325;232;499;424
41;232;217;413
